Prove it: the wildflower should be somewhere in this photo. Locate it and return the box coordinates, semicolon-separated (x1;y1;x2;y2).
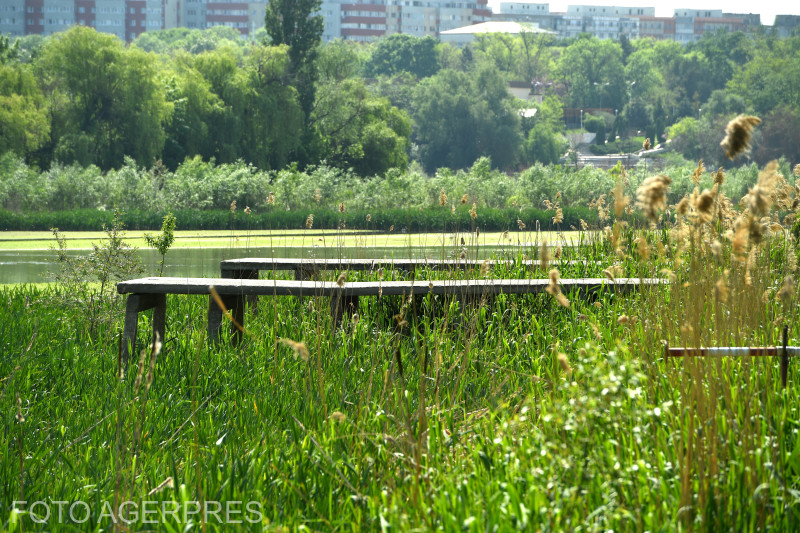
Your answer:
721;115;761;159
244;206;251;216
517;219;526;230
366;214;371;223
461;194;468;204
330;411;347;422
230;200;237;214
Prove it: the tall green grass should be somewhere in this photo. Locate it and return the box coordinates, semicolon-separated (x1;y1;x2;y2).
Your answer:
1;159;798;531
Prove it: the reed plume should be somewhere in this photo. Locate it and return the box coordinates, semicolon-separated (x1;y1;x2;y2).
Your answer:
721;115;761;159
636;175;672;223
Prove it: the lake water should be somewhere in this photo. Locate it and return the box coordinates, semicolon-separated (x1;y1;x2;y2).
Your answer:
0;244;529;284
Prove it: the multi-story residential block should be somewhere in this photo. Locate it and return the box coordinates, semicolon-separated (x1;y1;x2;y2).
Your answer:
321;0;490;43
0;0;24;37
773;14;800;37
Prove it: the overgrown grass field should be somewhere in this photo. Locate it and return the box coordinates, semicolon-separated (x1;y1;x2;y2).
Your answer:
1;158;799;531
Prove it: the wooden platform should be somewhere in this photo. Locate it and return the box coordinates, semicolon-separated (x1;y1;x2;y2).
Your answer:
116;276;666;376
220;257;591;280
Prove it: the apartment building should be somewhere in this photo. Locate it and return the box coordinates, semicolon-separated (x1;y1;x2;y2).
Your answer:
321;0;491;43
495;3;757;43
0;0;267;40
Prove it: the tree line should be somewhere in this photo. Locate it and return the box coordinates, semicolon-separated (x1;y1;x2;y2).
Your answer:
1;21;799;177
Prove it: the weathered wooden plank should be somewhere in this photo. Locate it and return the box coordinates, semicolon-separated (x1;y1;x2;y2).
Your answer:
118;277;666;298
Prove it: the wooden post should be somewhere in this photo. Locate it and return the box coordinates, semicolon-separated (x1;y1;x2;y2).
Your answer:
208;294;245;346
781;325;789;389
118;293;166;379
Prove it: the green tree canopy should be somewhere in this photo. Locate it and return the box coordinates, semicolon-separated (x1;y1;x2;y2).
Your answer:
412;66;522;171
364;34;440;79
554;36;625;110
36;27;171;169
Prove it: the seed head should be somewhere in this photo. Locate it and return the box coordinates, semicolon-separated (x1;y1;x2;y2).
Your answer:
643;138;651;151
244;206;251;216
713;168;725;186
461;194;468;204
366;214;371;222
230;200;237;214
613;176;629;218
557;353;572;374
691;160;705;185
439;188;447;207
279;338;309;361
546;268;570;307
715;273;729;303
268;192;275;205
469;203;477;220
676;196;689;216
314;189;321;203
747;160;780;217
636;174;672;223
517;219;526;230
696;189;715;222
721;115;761;159
552;207;564;224
306;214;314;229
540;240;550;273
776;275;794;307
339;202;345;213
336;272;347;287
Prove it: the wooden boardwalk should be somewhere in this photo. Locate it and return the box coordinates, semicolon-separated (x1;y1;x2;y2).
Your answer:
116;275;666;374
220;257;591;280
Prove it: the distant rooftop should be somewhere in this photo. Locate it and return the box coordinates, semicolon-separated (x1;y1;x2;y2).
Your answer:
440;21;557;35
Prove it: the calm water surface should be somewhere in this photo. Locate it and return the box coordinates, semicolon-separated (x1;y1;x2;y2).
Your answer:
0;244;530;284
